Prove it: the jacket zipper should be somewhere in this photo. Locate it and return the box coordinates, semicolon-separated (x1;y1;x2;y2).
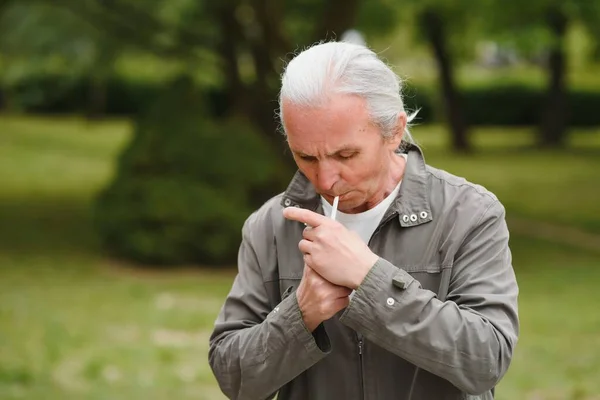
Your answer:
355;211;396;400
358;334;365;399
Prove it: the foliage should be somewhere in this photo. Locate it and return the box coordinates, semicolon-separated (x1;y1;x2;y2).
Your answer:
397;0;487;60
460;85;600;127
0;0;404;137
93;77;283;265
0;2;100;82
481;0;600;58
11;73;600;128
3;73;229;117
0;0;123;116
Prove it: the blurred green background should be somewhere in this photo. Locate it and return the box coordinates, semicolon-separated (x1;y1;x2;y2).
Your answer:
1;1;599;399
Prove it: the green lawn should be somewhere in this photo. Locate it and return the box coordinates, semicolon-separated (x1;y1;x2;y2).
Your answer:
413;125;600;234
0;115;599;399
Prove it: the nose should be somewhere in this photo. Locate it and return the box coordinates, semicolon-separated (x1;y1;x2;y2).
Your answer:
315;160;338;193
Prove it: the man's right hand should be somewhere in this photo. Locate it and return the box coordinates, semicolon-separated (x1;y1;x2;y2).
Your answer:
296;265;352;332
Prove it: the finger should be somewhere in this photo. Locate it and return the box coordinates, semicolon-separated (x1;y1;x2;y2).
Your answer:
298;239;312;254
302;226;318;241
283;207;330;228
303;266;332;288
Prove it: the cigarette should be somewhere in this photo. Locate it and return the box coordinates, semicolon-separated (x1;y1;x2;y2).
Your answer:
330;196;339;221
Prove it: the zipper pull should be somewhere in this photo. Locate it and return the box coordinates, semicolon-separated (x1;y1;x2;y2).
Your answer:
358;340;363;355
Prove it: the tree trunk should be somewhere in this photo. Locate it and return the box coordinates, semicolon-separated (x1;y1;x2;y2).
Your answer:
85;43;116;120
420;9;470;152
539;7;568;148
314;0;361;42
85;75;107;119
213;0;247;116
212;1;293;172
0;0;11;111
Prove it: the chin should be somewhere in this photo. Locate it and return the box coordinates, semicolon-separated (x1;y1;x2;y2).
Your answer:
338;194;365;213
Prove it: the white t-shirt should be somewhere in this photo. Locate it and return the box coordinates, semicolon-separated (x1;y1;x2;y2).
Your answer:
321;180;401;244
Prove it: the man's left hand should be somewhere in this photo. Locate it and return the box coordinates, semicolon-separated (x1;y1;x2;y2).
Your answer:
283;207;379;290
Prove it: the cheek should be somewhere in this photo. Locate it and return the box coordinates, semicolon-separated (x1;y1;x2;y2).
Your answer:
340;159;380;188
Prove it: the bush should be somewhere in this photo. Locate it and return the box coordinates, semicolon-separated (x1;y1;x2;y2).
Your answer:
461;86;541;126
3;73;229;117
5;73;600;127
93;76;282;266
457;85;600;127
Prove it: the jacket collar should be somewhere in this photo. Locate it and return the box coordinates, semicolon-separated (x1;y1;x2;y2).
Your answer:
280;143;432;227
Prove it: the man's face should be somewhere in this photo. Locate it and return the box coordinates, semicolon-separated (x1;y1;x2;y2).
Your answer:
283;94;403;213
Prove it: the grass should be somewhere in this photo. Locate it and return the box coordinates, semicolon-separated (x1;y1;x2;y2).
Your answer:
0;259;234;400
414;125;600;234
498;238;600;400
0;115;599;399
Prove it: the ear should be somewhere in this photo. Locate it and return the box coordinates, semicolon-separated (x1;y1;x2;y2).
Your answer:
386;112;407;148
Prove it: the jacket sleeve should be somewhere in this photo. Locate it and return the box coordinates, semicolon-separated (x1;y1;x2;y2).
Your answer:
338;200;519;395
208;213;331;400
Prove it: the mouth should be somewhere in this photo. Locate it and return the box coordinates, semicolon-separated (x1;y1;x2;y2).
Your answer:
324;192;349;201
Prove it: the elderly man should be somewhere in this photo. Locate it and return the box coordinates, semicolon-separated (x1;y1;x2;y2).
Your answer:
209;41;519;400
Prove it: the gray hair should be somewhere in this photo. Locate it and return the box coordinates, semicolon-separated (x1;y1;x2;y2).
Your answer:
278;41;418;146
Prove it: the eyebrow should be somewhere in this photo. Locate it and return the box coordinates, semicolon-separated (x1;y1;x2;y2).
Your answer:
293;146;360;158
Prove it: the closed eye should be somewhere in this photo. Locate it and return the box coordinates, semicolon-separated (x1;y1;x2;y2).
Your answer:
336;152;357;160
299;155;317;162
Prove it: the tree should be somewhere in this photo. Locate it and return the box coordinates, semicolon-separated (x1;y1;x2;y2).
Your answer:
47;0;400;163
0;0;123;117
398;0;485;152
94;76;283;265
484;0;600;148
418;8;469;152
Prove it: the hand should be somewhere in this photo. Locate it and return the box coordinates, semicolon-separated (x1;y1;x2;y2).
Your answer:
296;265;352;332
283;207;379;289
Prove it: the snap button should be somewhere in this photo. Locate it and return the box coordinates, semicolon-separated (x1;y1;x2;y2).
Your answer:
402;215;409;223
284;198;292;206
386;297;395;306
410;214;417;222
420;211;428;219
273;306;280;313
